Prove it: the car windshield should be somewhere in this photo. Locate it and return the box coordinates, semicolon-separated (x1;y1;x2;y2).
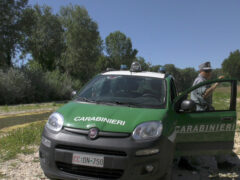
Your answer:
76;75;166;108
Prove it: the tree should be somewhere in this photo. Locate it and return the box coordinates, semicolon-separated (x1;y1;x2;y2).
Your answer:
60;5;102;83
21;5;65;71
164;64;184;91
222;50;240;79
180;68;198;90
96;55;111;72
211;68;223;80
149;65;161;72
135;57;150;71
105;31;137;69
0;0;28;68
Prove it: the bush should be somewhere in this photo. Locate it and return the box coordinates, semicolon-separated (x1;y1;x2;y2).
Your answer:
44;70;73;100
23;68;49;102
0;67;80;105
0;68;32;104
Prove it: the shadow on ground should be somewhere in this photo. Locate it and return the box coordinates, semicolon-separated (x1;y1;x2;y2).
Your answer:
172;153;240;180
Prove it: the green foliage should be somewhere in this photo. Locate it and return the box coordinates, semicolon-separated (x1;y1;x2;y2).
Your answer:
44;70;73;100
211;68;223;80
222;49;240;79
160;65;198;92
96;55;112;72
135;57;150;71
0;67;77;105
21;5;65;71
164;64;184;91
0;121;45;161
105;31;138;69
149;65;161;72
60;5;102;84
180;67;198;90
25;68;76;102
0;68;32;104
26;59;43;71
0;0;28;67
2;1;237;105
23;66;50;102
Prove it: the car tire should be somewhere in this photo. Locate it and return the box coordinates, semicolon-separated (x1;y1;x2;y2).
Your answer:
44;173;58;180
159;166;172;180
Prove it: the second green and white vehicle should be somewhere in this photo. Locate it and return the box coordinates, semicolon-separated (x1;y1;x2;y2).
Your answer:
39;62;238;180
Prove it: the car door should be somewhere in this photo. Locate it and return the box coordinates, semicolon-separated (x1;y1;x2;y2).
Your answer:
173;78;237;156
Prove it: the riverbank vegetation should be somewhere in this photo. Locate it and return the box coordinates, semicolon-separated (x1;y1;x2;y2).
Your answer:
1;0;240;105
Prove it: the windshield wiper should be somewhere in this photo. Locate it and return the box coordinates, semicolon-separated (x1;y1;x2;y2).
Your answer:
107;101;140;107
76;97;96;103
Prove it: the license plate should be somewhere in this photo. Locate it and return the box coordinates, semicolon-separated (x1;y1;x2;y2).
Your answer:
72;153;104;168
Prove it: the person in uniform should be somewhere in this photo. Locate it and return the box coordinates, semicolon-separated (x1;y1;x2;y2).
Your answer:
191;62;224;111
178;62;226;171
187;62;235;171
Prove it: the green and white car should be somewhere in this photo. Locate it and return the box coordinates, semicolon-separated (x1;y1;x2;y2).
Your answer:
39;62;237;180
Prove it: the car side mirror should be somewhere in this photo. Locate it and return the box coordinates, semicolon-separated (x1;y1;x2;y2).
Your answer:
180;100;196;112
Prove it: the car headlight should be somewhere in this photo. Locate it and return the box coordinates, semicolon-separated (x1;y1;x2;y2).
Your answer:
132;121;163;140
46;112;64;132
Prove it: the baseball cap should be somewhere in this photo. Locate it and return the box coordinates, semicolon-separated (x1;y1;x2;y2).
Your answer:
199;62;212;71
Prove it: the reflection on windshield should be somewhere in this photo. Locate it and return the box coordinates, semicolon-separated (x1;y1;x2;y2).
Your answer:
76;75;166;108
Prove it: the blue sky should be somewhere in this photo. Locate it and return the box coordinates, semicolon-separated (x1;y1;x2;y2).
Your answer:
28;0;240;70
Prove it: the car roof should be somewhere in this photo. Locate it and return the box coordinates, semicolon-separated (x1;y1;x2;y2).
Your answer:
102;71;165;79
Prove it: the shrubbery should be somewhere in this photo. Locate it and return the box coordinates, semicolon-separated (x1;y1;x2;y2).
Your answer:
0;68;80;105
0;69;32;104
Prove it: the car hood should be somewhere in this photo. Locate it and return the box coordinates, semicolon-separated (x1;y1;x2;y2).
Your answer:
57;101;167;133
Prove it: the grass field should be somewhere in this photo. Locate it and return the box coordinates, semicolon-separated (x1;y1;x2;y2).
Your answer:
0;121;46;162
0;102;64;114
211;85;240;118
0;102;65;162
0;111;51;130
0;102;65;130
212;84;232;110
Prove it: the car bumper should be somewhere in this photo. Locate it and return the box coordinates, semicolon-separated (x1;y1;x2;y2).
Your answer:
39;127;174;180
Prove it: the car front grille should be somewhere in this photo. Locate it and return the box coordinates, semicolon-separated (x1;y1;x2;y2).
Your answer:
64;127;131;138
56;161;124;179
55;144;127;157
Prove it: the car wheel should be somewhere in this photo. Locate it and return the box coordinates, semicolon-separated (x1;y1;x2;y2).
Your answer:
159;166;172;180
44;173;58;180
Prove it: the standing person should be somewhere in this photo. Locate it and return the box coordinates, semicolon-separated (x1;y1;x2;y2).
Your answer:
178;61;226;171
189;61;235;170
191;62;224;111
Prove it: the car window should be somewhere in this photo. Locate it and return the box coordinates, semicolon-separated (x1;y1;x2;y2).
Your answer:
77;75;167;108
182;81;232;112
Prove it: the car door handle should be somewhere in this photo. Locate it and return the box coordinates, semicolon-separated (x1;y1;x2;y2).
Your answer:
221;117;233;121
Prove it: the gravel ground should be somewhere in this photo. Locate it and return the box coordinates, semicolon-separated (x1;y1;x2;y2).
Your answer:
0;146;47;180
1;127;240;180
1;146;240;180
